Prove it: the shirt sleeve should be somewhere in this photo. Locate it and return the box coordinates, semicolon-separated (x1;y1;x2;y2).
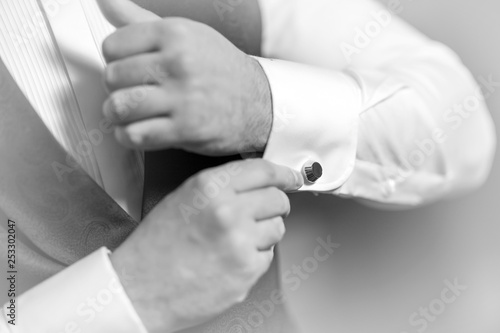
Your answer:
0;247;147;333
256;0;496;207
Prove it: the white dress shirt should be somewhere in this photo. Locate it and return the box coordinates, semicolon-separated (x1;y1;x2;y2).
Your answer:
258;0;495;206
0;0;496;331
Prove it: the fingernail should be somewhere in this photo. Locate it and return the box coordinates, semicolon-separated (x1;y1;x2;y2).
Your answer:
293;169;304;189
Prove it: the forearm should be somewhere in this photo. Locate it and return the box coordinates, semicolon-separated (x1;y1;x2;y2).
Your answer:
132;0;263;54
341;47;496;207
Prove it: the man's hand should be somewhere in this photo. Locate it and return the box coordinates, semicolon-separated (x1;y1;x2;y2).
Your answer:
111;160;303;332
98;0;273;156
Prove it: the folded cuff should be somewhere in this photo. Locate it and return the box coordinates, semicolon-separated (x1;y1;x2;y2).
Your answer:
3;247;147;333
254;57;361;192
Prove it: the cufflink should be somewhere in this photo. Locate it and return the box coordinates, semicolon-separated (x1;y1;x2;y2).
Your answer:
302;160;323;183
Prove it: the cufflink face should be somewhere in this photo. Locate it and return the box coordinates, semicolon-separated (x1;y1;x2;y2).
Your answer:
302;161;323;183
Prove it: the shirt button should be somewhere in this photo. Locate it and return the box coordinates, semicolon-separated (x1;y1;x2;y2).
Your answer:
302;161;323;183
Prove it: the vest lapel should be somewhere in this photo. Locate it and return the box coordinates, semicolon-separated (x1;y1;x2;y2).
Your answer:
0;56;137;273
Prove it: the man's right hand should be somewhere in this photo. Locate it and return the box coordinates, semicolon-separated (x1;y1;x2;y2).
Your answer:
110;159;303;333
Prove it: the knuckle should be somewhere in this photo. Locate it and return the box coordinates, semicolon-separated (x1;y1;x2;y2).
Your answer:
219;161;245;180
174;127;191;143
163;48;194;76
193;170;213;188
227;234;254;267
275;190;291;215
161;45;184;62
153;21;168;35
241;158;263;172
163;18;190;37
244;158;262;167
265;186;281;198
150;62;170;85
274;217;286;239
144;21;167;42
102;37;115;61
234;291;249;304
120;126;145;147
260;251;275;271
244;255;270;282
261;163;278;182
160;26;196;73
108;92;131;120
212;203;236;230
176;52;195;73
104;63;119;89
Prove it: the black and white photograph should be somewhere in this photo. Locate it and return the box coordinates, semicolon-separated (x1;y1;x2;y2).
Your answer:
0;0;498;332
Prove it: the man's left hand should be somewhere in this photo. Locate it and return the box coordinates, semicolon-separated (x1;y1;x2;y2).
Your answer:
98;0;272;156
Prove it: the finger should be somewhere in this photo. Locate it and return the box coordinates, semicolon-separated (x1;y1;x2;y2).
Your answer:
104;86;180;125
97;0;160;28
237;188;291;220
252;250;275;279
254;217;286;251
105;53;167;91
114;117;179;150
225;159;303;193
103;22;164;63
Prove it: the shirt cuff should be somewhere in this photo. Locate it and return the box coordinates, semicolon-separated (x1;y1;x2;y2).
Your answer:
2;247;147;333
253;56;362;192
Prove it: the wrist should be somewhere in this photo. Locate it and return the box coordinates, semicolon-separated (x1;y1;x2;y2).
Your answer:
244;56;273;154
110;244;175;333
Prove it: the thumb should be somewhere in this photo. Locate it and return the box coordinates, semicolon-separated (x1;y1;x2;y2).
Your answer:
97;0;160;28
